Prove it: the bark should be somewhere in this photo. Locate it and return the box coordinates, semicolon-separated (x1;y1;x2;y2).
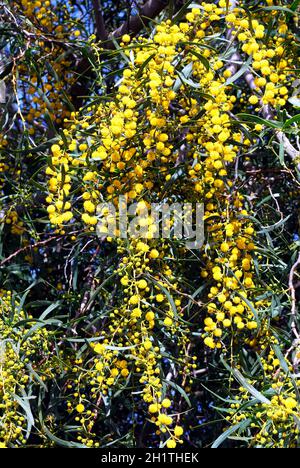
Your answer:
0;81;5;104
111;0;169;40
0;50;6;104
92;0;109;41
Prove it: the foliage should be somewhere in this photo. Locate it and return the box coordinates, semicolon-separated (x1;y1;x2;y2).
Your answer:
0;0;300;449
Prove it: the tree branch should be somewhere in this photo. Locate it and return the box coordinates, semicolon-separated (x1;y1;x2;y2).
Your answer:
0;80;6;104
225;4;300;171
92;0;109;41
111;0;169;40
0;231;79;266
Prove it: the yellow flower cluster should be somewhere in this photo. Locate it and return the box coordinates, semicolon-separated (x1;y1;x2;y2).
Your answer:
0;138;8;232
0;138;8;192
12;0;78;132
46;143;74;229
0;135;25;235
41;0;298;447
227;346;300;448
0;209;25;236
63;236;194;448
1;1;80;237
0;290;53;447
226;3;293;108
66;348;131;448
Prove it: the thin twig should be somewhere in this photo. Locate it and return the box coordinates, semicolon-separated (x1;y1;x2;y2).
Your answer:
76;246;101;320
1;236;62;266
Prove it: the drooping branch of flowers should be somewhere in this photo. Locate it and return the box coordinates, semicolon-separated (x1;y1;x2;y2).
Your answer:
225;2;300;169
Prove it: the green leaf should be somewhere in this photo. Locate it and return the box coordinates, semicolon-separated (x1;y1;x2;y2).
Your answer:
187;283;207;313
148;276;179;321
163;379;192;408
232;369;271;404
110;37;131;64
237;113;283;129
272;344;290;375
174;64;201;91
188;50;210;71
283;114;300;129
212;419;251;448
105;344;137;351
21;318;62;344
201;383;237;404
25;363;48;390
172;0;194;23
86;271;119;309
260;6;298;15
257;214;291;234
224;55;252;86
12;393;35;439
272;344;300;399
42;425;88;448
39;301;61;320
136;53;156;78
235;292;260;325
290;0;300;12
221;357;271;405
